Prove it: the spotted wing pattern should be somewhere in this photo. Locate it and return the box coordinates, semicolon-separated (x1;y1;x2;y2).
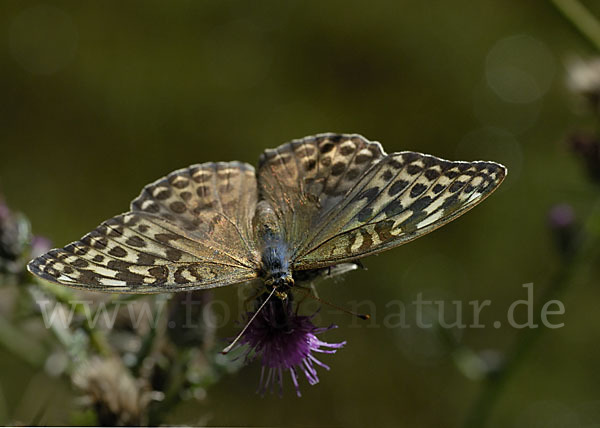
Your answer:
28;162;260;293
257;133;506;270
257;133;386;254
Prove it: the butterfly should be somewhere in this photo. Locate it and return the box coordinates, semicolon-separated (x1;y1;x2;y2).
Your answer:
28;133;506;296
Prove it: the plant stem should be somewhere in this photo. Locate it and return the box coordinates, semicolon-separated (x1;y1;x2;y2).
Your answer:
0;315;46;368
148;349;192;426
132;297;167;376
464;200;600;427
550;0;600;52
463;261;579;427
32;282;114;357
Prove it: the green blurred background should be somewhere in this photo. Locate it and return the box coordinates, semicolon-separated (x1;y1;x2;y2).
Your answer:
2;0;600;426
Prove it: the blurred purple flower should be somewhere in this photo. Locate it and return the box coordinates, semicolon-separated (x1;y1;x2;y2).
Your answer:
568;133;600;182
31;235;52;258
0;200;9;222
0;195;51;275
548;203;577;256
0;196;31;273
548;203;576;229
237;297;345;397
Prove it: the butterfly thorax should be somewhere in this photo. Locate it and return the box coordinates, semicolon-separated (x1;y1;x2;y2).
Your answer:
254;200;294;297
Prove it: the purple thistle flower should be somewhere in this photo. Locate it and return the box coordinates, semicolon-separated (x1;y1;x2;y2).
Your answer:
236;296;345;397
567;133;600;182
548;203;575;230
0;196;32;274
548;203;577;256
31;235;52;258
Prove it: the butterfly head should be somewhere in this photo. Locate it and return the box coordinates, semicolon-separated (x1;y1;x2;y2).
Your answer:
264;272;294;300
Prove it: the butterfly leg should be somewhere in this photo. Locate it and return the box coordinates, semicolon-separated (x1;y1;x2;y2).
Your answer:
293;263;360;285
310;283;320;299
242;284;268;312
293;284;313;312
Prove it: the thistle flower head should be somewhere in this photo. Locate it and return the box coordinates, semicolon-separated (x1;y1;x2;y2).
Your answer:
237;295;345;397
0;196;31;274
548;203;576;229
72;357;154;426
567;57;600;111
567;133;600;183
548;203;577;256
30;235;52;259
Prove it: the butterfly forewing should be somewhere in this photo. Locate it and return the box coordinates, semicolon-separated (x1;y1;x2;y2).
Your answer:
257;134;506;270
292;152;505;268
28;162;260;293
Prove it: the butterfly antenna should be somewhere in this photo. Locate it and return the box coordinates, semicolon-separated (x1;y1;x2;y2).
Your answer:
221;287;278;355
296;287;370;320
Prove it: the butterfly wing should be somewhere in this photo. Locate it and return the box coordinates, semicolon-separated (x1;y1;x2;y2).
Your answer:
257;133;506;270
257;133;387;253
28;162;260;293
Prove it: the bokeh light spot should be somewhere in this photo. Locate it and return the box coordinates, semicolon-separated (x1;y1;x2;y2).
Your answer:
485;34;555;104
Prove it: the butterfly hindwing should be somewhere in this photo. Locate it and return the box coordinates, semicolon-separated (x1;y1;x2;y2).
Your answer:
257;133;386;253
28;162;260;293
131;161;258;267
